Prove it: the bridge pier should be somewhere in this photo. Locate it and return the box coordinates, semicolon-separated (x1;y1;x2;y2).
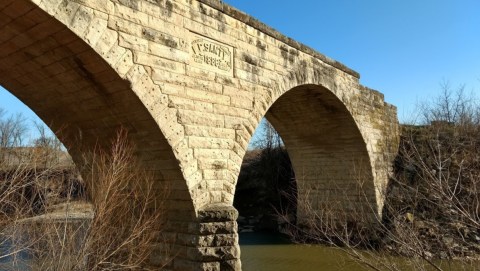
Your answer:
173;205;240;271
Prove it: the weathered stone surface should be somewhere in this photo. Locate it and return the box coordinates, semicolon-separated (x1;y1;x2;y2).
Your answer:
187;245;240;262
189;221;238;235
174;259;220;271
0;0;399;270
198;204;239;222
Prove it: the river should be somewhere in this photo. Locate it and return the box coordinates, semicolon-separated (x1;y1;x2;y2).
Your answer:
239;232;479;271
240;232;367;271
1;232;477;270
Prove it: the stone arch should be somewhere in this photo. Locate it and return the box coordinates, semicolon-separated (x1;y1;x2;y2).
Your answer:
234;55;397;221
0;1;195;263
263;84;377;225
0;1;400;269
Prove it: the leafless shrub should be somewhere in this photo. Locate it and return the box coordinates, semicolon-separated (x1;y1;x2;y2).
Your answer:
0;110;27;149
1;129;168;270
281;84;480;270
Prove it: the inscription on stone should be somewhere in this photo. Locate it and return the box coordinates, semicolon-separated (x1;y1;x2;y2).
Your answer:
189;32;233;76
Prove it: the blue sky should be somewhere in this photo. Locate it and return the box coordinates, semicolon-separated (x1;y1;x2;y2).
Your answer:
222;0;480;120
1;0;479;141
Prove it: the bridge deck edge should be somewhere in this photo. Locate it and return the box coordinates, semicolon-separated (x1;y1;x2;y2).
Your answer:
197;0;361;79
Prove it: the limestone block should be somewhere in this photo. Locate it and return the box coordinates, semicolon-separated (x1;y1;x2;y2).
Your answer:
83;17;108;46
186;65;216;81
174;260;220;271
72;0;114;14
112;2;149;26
36;0;63;14
94;28;118;57
197;204;238;223
119;31;148;52
188;137;233;149
184;125;235;139
107;15;144;38
114;49;134;77
104;44;127;68
69;5;94;38
207;180;224;191
194;149;229;160
161;82;187;95
169;96;213;113
177;110;224;127
145;14;188;41
197;159;228;170
188;221;238;235
177;233;238;247
135;52;186;74
149;41;190;63
53;1;81;27
183;88;230;105
186;245;240;262
202;169;227;180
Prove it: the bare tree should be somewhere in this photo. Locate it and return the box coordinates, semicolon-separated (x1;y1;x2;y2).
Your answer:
1;130;169;270
0;110;27;149
253;118;283;150
419;81;479;125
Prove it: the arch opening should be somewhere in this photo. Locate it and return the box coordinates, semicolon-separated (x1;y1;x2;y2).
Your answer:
0;0;193;215
234;119;297;235
0;2;194;268
266;84;376;227
235;84;377;244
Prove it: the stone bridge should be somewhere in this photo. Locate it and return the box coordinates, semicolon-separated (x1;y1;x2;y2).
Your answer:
0;0;399;270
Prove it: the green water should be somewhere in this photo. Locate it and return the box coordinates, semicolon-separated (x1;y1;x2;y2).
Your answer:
240;232;367;271
2;232;478;270
239;233;479;271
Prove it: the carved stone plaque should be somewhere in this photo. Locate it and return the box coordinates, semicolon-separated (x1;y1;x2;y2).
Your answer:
189;32;234;76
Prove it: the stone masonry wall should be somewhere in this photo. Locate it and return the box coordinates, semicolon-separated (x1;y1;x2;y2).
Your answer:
0;0;399;270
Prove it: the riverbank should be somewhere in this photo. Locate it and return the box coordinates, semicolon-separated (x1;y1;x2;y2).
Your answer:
234;122;480;264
